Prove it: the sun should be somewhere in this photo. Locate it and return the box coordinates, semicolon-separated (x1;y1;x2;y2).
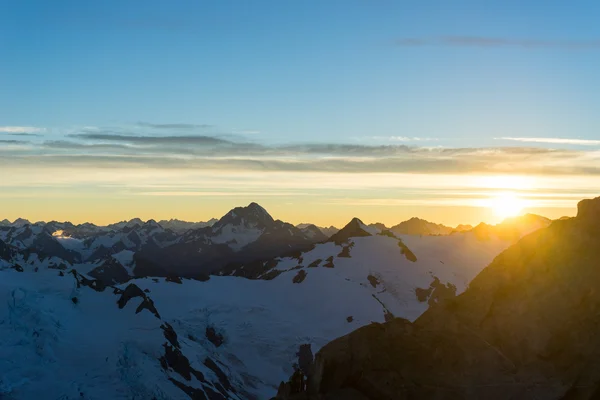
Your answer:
489;192;525;220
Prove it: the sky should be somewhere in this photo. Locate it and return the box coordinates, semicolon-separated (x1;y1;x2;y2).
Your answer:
1;0;600;227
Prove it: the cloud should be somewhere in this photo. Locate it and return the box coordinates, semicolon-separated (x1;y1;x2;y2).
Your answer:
3;145;599;176
0;140;29;145
0;126;45;133
43;140;134;151
3;127;600;176
395;36;600;50
69;132;234;146
4;133;44;137
136;122;213;129
278;143;413;156
497;137;600;146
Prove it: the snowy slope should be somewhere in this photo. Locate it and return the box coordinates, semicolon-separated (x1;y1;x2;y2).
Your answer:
0;225;516;399
0;268;243;400
129;228;514;396
0;211;553;399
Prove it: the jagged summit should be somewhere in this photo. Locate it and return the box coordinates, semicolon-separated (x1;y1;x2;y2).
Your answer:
369;222;388;231
299;224;329;241
391;217;454;236
454;223;473;232
327;217;374;244
12;218;32;227
297;224;340;237
213;202;274;230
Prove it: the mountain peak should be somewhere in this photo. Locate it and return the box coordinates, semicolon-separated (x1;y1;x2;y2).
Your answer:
327;217;374;244
213;202;274;231
247;202;269;215
391;217;453;236
299;224;328;241
144;219;162;228
10;218;32;227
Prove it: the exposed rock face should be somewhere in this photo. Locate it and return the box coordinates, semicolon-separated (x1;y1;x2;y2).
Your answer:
577;198;600;231
397;240;417;262
87;258;130;285
293;270;307;284
0;239;15;261
275;196;600;400
206;326;225;347
116;283;161;318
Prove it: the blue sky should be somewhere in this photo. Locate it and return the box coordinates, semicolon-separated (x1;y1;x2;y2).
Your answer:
2;0;600;146
1;1;600;225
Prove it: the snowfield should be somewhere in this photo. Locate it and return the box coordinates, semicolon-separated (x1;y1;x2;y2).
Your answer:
0;227;514;399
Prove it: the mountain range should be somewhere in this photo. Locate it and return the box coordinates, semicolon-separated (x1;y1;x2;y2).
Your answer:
1;204;544;285
0;201;565;399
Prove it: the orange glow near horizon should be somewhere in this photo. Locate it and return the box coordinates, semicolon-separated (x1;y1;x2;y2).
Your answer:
0;168;594;227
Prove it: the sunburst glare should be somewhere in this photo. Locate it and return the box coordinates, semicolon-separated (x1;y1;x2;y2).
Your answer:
489;192;526;219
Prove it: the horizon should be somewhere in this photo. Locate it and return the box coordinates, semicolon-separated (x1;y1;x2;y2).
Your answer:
2;1;599;228
0;198;569;230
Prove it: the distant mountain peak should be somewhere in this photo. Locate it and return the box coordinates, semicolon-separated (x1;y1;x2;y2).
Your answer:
299;224;328;241
391;217;453;236
12;218;31;227
327;217;374;244
215;202;274;229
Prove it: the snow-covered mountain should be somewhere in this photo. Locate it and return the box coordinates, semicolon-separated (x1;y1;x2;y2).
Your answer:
1;204;326;283
0;214;527;399
0;205;558;399
134;203;324;278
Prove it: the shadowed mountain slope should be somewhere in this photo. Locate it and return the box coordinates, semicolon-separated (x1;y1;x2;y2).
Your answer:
275;196;600;400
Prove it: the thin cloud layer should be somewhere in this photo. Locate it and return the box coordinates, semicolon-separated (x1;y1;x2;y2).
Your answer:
395;36;600;50
498;137;600;146
0;140;29;144
2;127;599;176
0;126;45;133
2;143;599;177
69;132;233;146
4;133;44;137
